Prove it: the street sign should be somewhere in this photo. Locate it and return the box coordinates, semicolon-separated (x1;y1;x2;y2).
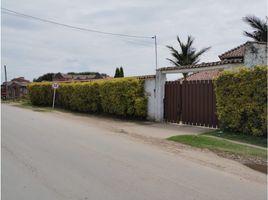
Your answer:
52;82;59;89
52;82;59;108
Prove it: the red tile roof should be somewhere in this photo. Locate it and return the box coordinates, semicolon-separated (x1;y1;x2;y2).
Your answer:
218;43;246;60
218;41;267;60
158;58;243;72
11;77;30;83
186;70;221;81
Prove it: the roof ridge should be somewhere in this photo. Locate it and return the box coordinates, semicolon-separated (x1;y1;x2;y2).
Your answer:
158;58;243;71
218;42;248;59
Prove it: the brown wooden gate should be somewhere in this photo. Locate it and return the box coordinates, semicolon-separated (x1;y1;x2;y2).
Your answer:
164;81;182;123
164;80;218;128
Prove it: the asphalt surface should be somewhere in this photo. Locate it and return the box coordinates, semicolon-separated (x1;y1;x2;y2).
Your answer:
1;104;267;200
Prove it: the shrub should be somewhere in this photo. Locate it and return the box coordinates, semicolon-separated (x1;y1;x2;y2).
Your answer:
56;83;74;109
27;82;53;106
27;78;147;118
69;82;101;113
99;78;146;117
214;66;267;136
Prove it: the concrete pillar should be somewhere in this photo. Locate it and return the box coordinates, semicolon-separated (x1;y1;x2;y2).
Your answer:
155;70;166;121
244;42;268;67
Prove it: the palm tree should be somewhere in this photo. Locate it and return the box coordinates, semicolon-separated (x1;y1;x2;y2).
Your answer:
166;35;210;78
243;15;267;42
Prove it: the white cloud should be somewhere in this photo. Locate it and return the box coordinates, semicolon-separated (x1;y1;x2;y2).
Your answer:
1;0;267;81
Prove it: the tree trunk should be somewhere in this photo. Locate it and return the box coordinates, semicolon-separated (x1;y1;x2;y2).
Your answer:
183;73;188;80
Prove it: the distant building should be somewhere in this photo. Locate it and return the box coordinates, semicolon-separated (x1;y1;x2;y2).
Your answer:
1;77;31;99
52;72;109;82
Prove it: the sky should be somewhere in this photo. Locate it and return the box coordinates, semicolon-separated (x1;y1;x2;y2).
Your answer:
1;0;267;81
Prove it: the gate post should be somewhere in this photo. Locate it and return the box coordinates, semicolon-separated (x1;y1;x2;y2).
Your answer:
155;70;166;121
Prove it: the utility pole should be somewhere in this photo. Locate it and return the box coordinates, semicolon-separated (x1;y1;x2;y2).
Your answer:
152;35;158;98
4;65;8;99
152;35;158;70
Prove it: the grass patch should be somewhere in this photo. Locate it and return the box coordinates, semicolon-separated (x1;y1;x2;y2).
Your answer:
9;100;147;122
203;130;267;148
168;135;267;160
5;99;54;112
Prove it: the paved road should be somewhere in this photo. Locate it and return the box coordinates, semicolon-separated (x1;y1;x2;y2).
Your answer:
1;104;267;200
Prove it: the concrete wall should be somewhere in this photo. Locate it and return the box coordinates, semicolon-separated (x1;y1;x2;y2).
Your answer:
155;71;167;121
144;79;156;120
144;74;167;122
244;42;268;67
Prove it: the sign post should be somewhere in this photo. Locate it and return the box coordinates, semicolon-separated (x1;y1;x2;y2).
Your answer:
52;82;59;109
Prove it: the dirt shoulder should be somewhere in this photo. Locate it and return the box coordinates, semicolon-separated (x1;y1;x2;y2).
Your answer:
46;108;267;184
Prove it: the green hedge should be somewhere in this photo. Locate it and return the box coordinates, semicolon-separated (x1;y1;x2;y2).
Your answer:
28;83;53;106
27;78;147;118
214;66;267;136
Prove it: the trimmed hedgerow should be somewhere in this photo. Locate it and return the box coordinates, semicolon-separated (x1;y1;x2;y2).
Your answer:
56;83;74;109
99;78;146;117
214;66;267;136
28;82;53;106
27;78;147;118
66;82;100;112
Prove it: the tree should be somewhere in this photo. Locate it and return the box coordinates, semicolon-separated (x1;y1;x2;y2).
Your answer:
166;35;210;79
114;68;120;78
119;67;124;77
243;15;268;42
67;72;99;75
33;73;54;82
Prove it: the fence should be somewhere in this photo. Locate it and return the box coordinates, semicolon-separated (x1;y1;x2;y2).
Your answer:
164;80;218;128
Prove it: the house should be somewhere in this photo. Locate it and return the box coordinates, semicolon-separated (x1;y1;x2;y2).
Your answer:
175;41;267;81
160;41;267;74
150;41;267;122
53;72;109;82
1;77;31;99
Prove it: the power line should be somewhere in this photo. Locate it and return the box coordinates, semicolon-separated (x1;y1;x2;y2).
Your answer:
1;7;153;39
2;9;154;47
2;7;160;72
2;8;156;47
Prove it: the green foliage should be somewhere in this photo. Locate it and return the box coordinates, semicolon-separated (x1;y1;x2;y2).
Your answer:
67;72;108;77
214;66;267;136
27;82;53;105
114;68;120;78
33;73;54;82
119;67;124;77
56;84;74;109
69;82;101;113
168;134;267;160
204;130;267;148
166;35;211;78
243;15;267;42
67;72;98;75
114;67;124;78
27;78;147;118
99;78;146;117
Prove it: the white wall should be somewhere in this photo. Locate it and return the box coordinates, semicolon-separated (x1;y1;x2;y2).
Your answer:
144;79;156;120
166;73;183;81
244;42;268;67
155;71;167;121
